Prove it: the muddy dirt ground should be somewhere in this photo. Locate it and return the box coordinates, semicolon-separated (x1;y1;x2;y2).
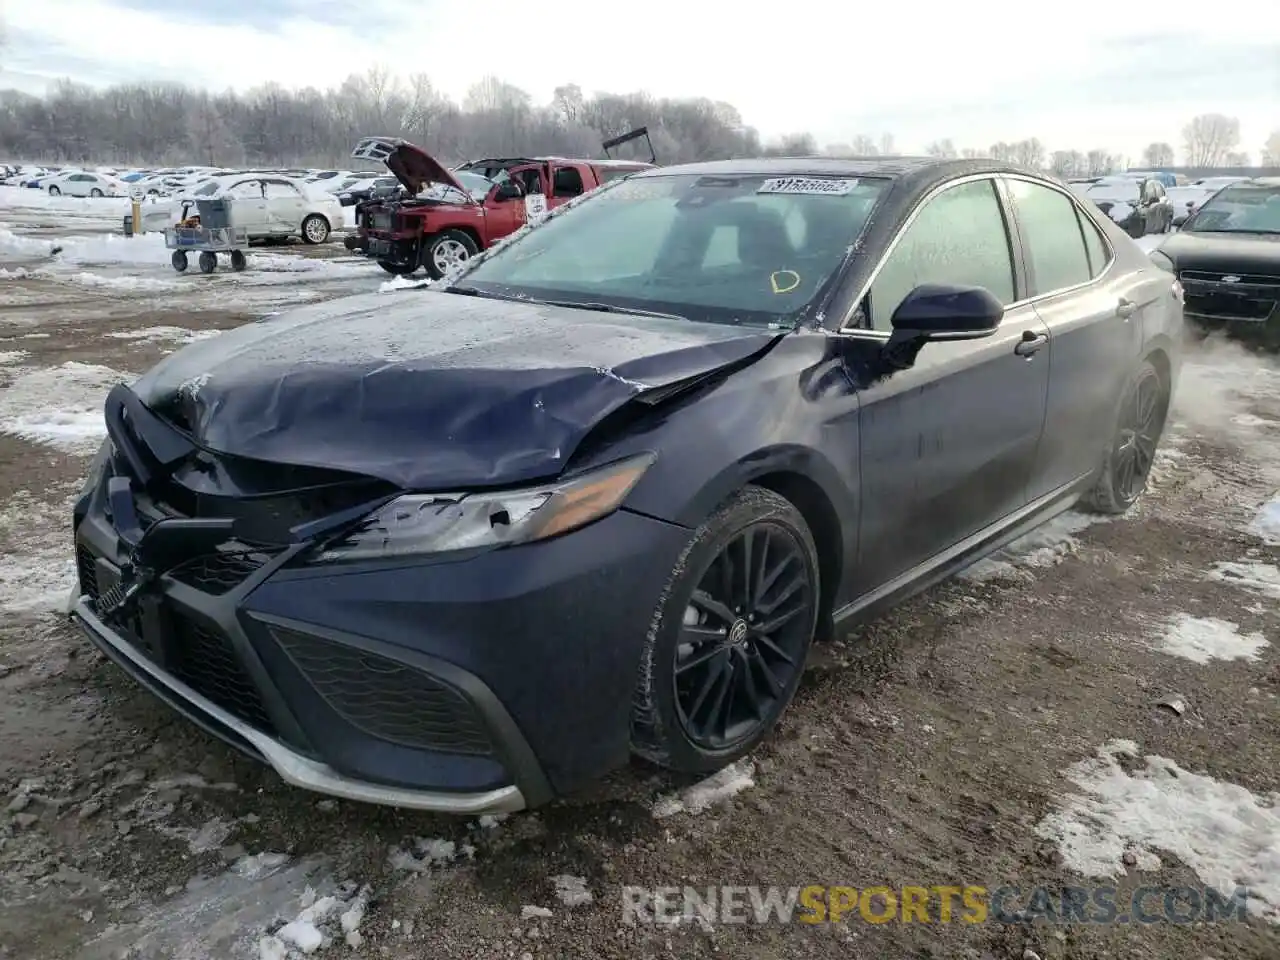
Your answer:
1;195;1278;960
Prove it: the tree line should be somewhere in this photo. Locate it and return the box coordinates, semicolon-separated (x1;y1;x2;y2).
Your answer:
0;69;1274;176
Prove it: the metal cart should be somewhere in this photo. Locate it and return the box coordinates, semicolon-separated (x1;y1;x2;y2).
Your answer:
163;197;250;274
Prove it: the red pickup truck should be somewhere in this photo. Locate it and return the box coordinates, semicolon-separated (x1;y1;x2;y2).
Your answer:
346;137;654;279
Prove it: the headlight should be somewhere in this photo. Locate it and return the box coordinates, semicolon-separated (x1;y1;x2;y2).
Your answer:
311;452;656;563
79;439;113;495
1148;249;1175;273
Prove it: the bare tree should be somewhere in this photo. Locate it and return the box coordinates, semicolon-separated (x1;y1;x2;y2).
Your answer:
1086;149;1117;176
878;132;895;156
1012;138;1045;169
924;139;958;158
1141;142;1175;167
848;134;878;155
1182;113;1240;167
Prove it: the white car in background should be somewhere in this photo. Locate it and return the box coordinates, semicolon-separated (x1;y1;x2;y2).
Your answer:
141;174;342;243
1166;185;1216;227
45;171;124;197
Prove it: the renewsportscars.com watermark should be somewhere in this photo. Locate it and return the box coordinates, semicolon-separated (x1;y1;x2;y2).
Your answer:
621;885;1254;926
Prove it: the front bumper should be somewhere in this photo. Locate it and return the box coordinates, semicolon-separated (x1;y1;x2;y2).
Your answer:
72;488;687;811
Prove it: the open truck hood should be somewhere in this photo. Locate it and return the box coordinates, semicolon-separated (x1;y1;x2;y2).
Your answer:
351;137;473;201
129;292;780;490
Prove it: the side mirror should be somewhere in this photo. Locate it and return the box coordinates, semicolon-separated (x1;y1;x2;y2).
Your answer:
888;283;1003;345
495;182;523;201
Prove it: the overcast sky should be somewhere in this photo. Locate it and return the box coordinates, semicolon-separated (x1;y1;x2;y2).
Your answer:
2;0;1277;162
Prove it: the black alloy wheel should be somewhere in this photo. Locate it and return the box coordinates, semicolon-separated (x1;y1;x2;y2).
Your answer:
1083;360;1168;514
631;486;820;772
676;526;815;750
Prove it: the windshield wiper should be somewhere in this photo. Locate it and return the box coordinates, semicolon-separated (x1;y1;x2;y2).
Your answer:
535;299;689;322
443;285;533;303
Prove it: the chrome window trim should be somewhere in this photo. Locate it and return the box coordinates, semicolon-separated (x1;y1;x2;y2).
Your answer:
837;171;1119;340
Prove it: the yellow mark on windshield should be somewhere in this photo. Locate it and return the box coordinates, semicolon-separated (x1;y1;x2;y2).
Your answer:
770;270;801;294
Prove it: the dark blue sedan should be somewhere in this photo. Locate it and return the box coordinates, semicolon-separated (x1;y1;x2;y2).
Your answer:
69;157;1183;814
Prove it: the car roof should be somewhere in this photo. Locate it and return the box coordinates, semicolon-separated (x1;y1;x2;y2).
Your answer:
1242;177;1280;187
630;156;1045;189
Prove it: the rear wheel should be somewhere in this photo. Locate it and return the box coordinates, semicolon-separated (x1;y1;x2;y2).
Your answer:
301;214;330;244
198;251;217;274
630;486;820;773
1081;360;1169;514
424;230;479;281
89;188;103;198
229;250;247;272
171;251;188;272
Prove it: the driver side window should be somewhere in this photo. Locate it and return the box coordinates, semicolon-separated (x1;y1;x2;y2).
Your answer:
229;180;264;200
864;179;1015;331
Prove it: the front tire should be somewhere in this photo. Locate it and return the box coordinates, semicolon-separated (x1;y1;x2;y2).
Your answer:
47;185;60;196
198;251;217;274
1081;360;1169;514
90;188;103;198
171;251;188;272
424;229;479;281
301;214;330;244
630;486;820;774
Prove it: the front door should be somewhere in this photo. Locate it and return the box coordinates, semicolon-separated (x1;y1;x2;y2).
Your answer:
262;180;307;235
227;180;270;235
848;177;1051;594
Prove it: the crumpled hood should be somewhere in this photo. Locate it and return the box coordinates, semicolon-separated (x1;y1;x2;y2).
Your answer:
130;291;780;489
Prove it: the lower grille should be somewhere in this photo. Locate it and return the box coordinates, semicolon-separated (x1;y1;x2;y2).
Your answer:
77;546;99;600
170;614;276;735
169;550;278;596
271;627;493;756
1183;289;1277;323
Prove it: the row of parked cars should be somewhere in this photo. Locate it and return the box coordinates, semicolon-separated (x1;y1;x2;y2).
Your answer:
1067;172;1252;238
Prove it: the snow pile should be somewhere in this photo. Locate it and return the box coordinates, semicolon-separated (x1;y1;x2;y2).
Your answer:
61;271;182;293
651;761;756;818
959;510;1109;583
257;882;371;955
0;184;129;215
0;361;128;452
0;227;56;257
1249;493;1280;544
1035;739;1280;922
54;231;171;266
552;875;595;907
1209;560;1280;601
1157;613;1269;664
0;488;79;614
0;350;28;365
388;835;475;872
378;274;432;293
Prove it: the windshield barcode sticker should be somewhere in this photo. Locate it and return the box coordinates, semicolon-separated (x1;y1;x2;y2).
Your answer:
758;177;858;196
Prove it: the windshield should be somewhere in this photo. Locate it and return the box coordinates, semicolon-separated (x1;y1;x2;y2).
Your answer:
454;172;888;328
1086;181;1139;203
1186;183;1280;234
420;170;493;202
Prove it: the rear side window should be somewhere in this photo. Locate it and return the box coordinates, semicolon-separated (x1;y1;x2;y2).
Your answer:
552;166;585;198
1077;210;1111;278
1007;179;1092;295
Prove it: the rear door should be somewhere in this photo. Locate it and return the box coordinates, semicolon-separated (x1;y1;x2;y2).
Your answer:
1002;175;1142;500
849;176;1051;591
262;179;308;234
227;179;270;234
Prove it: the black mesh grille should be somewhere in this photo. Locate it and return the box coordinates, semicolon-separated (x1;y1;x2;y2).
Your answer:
271;627;493;756
170;615;276;735
168;551;277;596
77;546;99;600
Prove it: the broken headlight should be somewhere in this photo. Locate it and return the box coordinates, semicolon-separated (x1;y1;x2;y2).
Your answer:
311;453;655;563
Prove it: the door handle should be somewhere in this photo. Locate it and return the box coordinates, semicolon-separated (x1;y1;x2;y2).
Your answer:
1014;331;1048;357
1117;298;1136;320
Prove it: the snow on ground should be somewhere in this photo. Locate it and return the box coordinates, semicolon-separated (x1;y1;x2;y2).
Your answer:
0;361;127;453
1035;739;1280;922
377;275;432;293
0;488;79;614
1249;493;1280;544
651;761;756;818
106;326;225;345
552;875;595;908
0;184;130;217
82;852;345;960
0;350;28;365
958;509;1110;583
1156;613;1269;664
1208;560;1280;601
